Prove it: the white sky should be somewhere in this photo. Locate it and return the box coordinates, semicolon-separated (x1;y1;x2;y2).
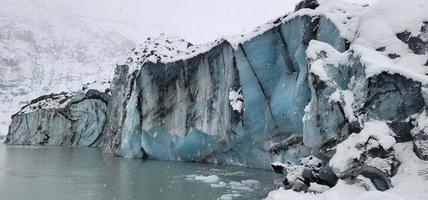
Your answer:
1;0;378;44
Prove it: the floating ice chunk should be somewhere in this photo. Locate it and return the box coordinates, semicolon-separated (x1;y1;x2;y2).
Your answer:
229;180;260;191
211;181;227;188
195;175;220;183
218;193;242;200
184;174;220;184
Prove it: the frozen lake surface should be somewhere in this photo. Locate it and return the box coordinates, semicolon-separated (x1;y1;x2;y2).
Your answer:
0;143;278;200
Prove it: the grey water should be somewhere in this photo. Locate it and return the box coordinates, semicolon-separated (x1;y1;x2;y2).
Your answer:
0;143;279;200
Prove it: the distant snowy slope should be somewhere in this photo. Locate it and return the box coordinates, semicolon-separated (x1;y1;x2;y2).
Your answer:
0;2;136;135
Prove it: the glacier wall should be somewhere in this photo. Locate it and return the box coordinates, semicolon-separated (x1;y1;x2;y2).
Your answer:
100;13;355;169
5;90;109;147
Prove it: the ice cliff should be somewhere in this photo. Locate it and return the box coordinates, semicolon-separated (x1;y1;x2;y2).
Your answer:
5;0;428;195
5;90;109;146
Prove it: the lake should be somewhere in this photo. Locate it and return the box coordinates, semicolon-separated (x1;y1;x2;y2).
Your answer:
0;143;279;200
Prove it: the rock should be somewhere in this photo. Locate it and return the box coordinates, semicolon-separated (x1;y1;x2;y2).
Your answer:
396;22;428;55
411;109;428;160
270;155;338;191
295;0;319;11
291;179;309;192
329;121;400;191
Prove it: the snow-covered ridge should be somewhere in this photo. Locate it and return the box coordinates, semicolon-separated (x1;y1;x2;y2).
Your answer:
122;33;225;71
19;92;75;114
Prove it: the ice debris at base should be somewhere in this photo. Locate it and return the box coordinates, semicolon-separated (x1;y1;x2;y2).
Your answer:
184;174;221;184
183;173;260;200
5;0;428;198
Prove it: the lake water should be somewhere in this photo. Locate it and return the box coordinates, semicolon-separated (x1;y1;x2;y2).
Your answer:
0;143;279;200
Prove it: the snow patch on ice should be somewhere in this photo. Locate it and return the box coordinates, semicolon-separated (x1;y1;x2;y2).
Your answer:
329;89;356;122
228;89;244;113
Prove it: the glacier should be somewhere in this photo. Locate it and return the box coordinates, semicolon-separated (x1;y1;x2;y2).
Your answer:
4;0;428;196
6;90;109;146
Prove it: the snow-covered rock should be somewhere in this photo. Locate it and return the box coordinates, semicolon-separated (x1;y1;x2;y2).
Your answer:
411;109;428;160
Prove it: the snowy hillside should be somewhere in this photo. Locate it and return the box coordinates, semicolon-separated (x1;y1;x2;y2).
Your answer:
0;2;137;135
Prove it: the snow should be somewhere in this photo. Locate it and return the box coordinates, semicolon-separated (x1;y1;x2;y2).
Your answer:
411;110;428;157
19;92;74;114
362;0;428;36
121;33;227;73
350;0;428;83
266;143;428;200
305;0;428;86
307;40;349;80
329;89;357;122
228;89;244;113
227;0;364;47
307;183;331;193
412;110;428;134
352;45;428;84
300;156;323;170
329;120;395;175
364;157;395;175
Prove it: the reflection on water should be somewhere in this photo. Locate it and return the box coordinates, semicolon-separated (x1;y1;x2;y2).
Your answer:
0;144;278;200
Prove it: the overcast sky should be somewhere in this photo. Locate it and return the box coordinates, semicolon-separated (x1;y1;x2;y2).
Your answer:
1;0;378;44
